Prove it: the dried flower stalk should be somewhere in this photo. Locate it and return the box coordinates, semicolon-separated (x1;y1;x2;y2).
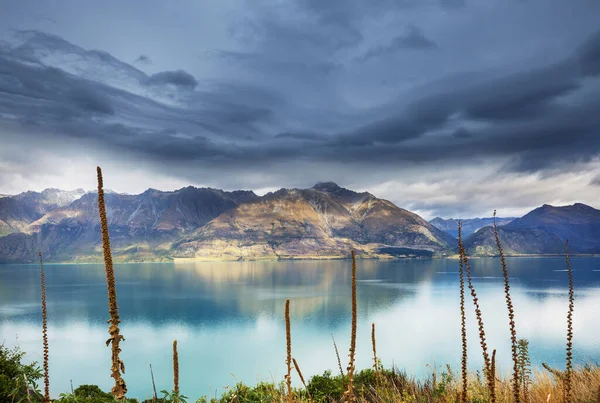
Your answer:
97;166;127;399
332;334;345;377
458;222;468;403
493;210;519;403
458;222;492;399
565;240;574;403
39;252;50;403
285;299;292;402
372;323;379;391
173;340;179;402
293;358;312;402
344;250;357;403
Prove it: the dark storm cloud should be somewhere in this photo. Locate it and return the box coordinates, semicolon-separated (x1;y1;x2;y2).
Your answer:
361;26;438;60
1;0;600;218
439;0;466;9
145;70;198;89
134;54;152;65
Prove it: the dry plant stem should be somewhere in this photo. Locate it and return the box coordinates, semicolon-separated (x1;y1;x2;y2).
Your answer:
293;358;312;402
97;166;127;400
150;364;157;403
371;323;379;391
39;252;50;403
565;240;574;403
285;299;292;402
458;226;492;396
491;349;496;403
493;210;520;403
458;222;468;403
173;340;179;402
332;334;345;377
344;250;357;403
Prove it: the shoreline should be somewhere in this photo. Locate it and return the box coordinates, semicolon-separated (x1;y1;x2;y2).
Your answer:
2;253;600;265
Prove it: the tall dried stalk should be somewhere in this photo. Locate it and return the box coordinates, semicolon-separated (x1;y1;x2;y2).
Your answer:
332;334;345;377
372;323;379;391
38;252;50;403
493;210;519;403
150;364;157;403
458;223;493;400
564;240;574;403
293;358;312;402
173;340;179;403
344;250;357;403
97;166;127;399
285;299;292;402
458;222;468;403
491;349;497;400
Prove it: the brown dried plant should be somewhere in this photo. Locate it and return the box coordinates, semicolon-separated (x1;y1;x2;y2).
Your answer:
332;334;345;377
97;166;127;399
493;210;520;403
491;348;497;400
285;299;292;402
371;323;379;391
458;222;468;403
293;357;312;402
39;252;50;403
173;340;179;402
343;250;358;403
564;240;574;403
458;221;493;400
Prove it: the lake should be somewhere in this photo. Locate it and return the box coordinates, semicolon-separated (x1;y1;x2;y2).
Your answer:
1;257;599;400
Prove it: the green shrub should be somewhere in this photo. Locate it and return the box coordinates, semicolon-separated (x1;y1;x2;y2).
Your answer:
0;344;43;403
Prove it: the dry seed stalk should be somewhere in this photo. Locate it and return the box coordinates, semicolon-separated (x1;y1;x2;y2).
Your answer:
491;349;496;403
371;323;379;391
458;224;492;398
285;299;292;402
332;334;345;377
564;240;574;403
493;210;519;403
343;250;357;403
293;358;312;402
173;340;179;402
458;222;468;403
150;364;157;403
39;252;50;402
97;166;127;399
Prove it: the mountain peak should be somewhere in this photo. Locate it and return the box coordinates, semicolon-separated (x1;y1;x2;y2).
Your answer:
312;182;343;192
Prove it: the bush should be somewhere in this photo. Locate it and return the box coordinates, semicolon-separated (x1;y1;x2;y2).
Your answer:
0;344;43;403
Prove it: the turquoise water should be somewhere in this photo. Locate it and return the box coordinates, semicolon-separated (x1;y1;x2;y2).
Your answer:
1;257;599;400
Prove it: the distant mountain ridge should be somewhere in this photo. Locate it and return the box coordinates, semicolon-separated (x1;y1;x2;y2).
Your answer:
463;203;600;255
0;182;454;263
430;216;516;238
1;184;598;262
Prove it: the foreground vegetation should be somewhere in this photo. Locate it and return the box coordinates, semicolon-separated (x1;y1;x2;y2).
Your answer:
1;167;597;402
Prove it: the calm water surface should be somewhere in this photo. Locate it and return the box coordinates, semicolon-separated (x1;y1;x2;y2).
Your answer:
1;258;599;400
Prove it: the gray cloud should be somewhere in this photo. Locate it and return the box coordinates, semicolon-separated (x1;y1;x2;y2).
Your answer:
0;0;599;218
362;26;438;60
145;70;198;89
134;54;152;64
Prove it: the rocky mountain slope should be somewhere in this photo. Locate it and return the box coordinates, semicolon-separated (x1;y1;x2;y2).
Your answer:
173;182;455;261
0;182;453;263
463;203;600;255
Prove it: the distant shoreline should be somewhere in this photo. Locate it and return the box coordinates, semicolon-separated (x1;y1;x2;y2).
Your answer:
2;253;600;265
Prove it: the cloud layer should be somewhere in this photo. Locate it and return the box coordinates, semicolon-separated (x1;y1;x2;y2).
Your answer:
0;0;599;218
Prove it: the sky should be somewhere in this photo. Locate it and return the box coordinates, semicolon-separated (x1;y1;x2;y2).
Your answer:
0;0;599;220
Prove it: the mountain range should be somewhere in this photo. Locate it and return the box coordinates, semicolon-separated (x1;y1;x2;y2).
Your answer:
0;183;598;263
